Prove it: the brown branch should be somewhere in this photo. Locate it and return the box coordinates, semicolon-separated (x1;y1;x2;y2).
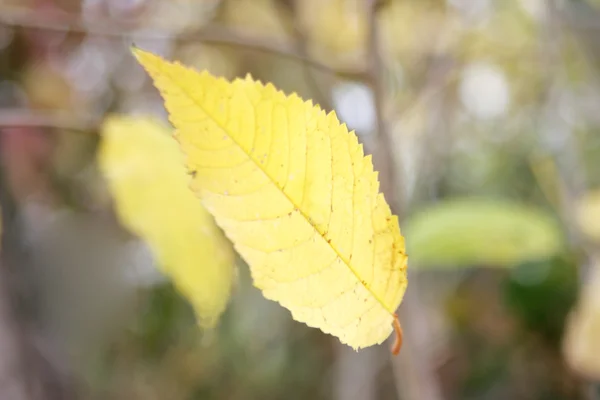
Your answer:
0;6;366;80
364;1;445;400
0;109;99;130
365;0;398;213
331;3;417;400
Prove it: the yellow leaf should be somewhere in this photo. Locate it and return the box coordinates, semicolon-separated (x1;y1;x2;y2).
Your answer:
576;190;600;242
98;115;235;329
297;0;368;69
222;0;290;41
132;48;408;351
564;261;600;380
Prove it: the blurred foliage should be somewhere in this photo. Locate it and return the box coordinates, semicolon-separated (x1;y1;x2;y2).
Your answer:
405;197;564;268
505;255;579;345
87;268;334;400
98;115;236;330
442;256;580;399
1;0;600;399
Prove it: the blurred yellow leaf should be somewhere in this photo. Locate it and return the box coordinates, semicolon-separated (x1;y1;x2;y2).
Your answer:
379;1;453;65
298;0;368;69
132;48;408;351
221;0;289;40
564;261;600;380
98;115;235;328
405;198;563;268
576;190;600;242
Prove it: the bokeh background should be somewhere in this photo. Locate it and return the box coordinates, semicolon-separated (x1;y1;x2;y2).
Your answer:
1;0;600;399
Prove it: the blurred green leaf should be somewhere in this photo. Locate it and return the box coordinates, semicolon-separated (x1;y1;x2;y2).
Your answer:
504;255;579;345
405;198;564;268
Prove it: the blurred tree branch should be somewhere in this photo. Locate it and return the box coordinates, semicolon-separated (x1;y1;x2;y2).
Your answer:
366;0;398;211
362;1;448;399
0;110;98;130
331;2;405;399
360;2;445;400
0;6;367;81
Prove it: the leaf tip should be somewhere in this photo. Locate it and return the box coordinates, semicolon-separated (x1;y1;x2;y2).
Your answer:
391;314;403;355
130;46;150;70
130;46;160;73
130;44;143;59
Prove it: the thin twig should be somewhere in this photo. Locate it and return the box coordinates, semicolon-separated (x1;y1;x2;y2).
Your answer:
0;109;99;130
0;6;366;80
